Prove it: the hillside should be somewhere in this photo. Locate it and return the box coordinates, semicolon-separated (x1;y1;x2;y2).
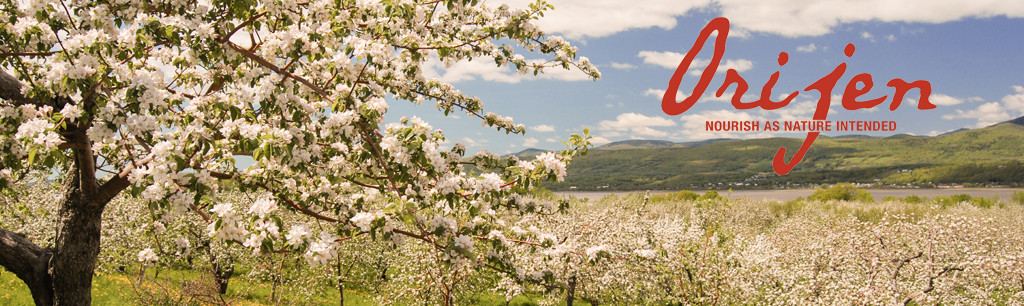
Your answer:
551;120;1024;191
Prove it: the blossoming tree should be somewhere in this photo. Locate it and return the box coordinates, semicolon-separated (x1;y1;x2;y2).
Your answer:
0;0;598;304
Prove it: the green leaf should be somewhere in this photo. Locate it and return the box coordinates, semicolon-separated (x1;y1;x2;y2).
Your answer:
27;148;37;165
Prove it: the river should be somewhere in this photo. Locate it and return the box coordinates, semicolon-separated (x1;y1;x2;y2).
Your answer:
558;188;1024;202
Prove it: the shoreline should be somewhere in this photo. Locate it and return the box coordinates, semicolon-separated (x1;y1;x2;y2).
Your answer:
557;188;1024;201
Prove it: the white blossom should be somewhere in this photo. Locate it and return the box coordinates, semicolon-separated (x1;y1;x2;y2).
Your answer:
137;248;158;263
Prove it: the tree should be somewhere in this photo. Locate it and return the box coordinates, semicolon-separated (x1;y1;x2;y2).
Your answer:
0;0;599;304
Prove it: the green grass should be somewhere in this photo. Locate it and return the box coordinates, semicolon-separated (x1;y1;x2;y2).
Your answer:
0;269;137;305
0;267;375;305
0;267;565;305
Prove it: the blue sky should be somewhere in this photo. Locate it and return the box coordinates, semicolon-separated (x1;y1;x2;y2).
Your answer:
390;0;1024;155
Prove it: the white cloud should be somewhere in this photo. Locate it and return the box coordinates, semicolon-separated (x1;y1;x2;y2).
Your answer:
941;86;1024;127
1005;85;1024;109
531;124;556;132
716;0;1024;37
522;137;540;147
942;102;1013;127
637;51;688;69
598;112;677;138
609;62;637;70
861;31;875;41
796;43;818;52
638;51;753;76
643;88;684;99
501;0;1024;39
589;136;612;145
886;34;897;41
929;93;963;106
461;137;486;148
423;56;593;84
497;0;714;39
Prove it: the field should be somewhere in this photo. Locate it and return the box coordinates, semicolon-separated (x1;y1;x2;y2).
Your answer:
3;185;1023;305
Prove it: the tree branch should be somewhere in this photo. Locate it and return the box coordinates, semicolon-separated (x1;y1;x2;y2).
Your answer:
96;155;154;204
225;42;328;97
0;228;53;304
0;69;38;106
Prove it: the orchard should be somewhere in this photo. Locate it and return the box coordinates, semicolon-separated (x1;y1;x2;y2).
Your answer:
2;0;1024;305
0;0;597;304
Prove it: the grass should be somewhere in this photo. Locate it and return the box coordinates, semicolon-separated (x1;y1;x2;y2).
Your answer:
0;267;375;305
0;267;564;305
0;270;136;305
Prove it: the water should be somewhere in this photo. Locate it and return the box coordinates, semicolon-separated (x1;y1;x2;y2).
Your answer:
558;188;1024;202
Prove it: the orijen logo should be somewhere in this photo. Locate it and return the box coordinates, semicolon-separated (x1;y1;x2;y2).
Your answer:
661;17;937;175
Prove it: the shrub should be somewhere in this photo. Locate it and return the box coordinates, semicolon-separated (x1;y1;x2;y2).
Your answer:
649;190;700;203
931;194;999;209
904;195;926;203
1012;191;1024;205
808;183;874;203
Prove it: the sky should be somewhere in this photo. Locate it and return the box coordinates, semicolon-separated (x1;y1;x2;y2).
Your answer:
389;0;1024;155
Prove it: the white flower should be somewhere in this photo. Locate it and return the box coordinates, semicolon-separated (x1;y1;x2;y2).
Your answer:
243;233;265;251
248;197;277;219
151;221;166;234
15;119;49;141
60;104;83;122
586;245;609;260
141;184;165;202
363;97;387;113
254;219;280;238
285;224;311;245
350;212;379;232
128;167;149;186
151;141;174;158
453;235;474;250
475;172;504;193
529;270;544;281
238;123;262;139
634;249;657;259
210;203;234;217
176;238;190;251
304;233;339;266
430;215;456;233
536;152;567;181
517;160;536;173
137;248;158;263
380;135;401;153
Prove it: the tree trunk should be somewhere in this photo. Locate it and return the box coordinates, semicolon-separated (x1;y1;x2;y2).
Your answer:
0;163;107;305
50;172;105;305
566;275;577;306
212;262;234;295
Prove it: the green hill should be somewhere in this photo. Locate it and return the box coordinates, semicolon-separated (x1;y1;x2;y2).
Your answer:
552;120;1024;191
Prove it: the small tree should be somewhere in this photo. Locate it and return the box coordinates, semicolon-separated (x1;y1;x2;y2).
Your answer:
0;0;598;304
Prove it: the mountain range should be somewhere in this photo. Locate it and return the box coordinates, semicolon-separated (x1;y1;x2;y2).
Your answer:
517;117;1024;191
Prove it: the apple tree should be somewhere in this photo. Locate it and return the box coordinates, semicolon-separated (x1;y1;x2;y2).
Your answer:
0;0;598;304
